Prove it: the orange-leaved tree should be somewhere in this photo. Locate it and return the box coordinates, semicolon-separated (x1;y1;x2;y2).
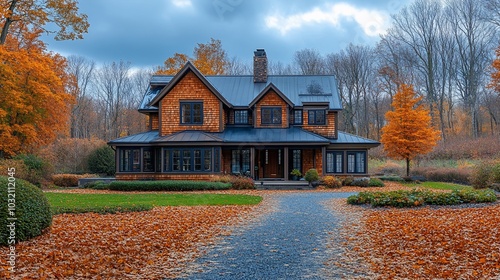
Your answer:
0;37;74;157
156;38;229;75
381;84;440;176
488;45;500;94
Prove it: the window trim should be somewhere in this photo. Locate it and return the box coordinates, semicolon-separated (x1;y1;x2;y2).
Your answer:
308;109;326;125
234;110;249;124
347;151;367;174
325;151;344;174
261;107;282;125
180;102;203;125
119;147;141;172
293;110;303;125
231;149;251;175
163;147;216;173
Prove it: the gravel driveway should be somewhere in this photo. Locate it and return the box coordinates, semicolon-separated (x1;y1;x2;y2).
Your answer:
180;192;355;280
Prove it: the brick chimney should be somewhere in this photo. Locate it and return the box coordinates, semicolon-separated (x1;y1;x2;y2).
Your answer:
253;49;267;83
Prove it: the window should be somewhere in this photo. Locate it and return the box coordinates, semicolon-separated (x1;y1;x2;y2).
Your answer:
180;102;203;124
213;148;220;172
347;151;366;173
292;149;301;171
326;151;343;173
293;110;303;124
163;148;216;173
234;110;249;124
261;107;282;125
119;148;141;172
308;110;326;125
231;149;250;175
143;148;154;172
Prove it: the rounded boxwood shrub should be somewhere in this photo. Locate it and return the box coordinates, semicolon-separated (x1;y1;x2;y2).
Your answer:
0;176;52;245
304;169;319;184
88;146;115;176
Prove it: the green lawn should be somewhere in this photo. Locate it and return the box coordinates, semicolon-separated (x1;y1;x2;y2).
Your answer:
45;193;262;214
403;181;472;191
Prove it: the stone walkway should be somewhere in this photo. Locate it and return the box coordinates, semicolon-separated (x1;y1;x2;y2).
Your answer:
179;192;355;280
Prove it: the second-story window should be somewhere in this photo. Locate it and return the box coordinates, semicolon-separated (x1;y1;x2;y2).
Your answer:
308;110;326;125
293;110;303;124
261;107;282;125
180;102;203;124
234;110;249;124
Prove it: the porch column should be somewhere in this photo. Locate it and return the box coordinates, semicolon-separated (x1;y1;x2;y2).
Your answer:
284;147;289;180
321;146;326;176
250;147;255;179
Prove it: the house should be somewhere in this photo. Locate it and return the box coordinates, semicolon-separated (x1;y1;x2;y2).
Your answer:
108;49;380;181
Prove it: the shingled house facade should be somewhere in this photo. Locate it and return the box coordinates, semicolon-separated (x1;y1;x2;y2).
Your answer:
108;49;380;181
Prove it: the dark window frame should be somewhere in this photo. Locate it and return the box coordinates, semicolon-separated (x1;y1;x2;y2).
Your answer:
163;147;216;173
119;147;141;172
347;151;366;174
180;102;203;125
308;110;326;125
234;110;249;124
293;110;303;125
326;151;344;174
231;149;251;175
261;107;282;125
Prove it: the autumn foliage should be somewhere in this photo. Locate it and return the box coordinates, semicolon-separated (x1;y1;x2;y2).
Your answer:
0;40;74;157
489;45;500;94
381;84;440;176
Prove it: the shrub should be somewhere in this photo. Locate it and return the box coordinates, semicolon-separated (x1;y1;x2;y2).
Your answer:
321;176;342;188
52;174;97;187
378;161;404;175
107;180;231;191
83;181;110;190
412;166;471;185
210;175;233;184
304;169;319;184
341;176;354;186
88;146;116;176
470;161;500;189
347;188;497;208
351;177;370;187
368;178;385;187
230;176;255;190
0;176;52;245
378;175;404;182
12;154;52;186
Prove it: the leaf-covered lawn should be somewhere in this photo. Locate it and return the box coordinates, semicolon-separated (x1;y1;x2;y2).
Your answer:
335;202;500;279
0;205;259;279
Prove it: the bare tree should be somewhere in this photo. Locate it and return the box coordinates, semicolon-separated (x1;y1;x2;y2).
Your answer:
66;56;96;139
446;0;498;138
225;57;251;75
268;60;295;75
293;48;325;75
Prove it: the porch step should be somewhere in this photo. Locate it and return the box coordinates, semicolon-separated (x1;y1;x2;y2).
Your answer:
254;181;313;190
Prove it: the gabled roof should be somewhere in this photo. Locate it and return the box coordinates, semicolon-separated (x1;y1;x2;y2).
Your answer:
148;62;232;108
248;83;294;107
139;66;343;111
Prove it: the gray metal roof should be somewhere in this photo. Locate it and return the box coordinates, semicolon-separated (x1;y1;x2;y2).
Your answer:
220;127;330;144
332;131;381;145
153;131;223;143
107;131;159;144
138;74;342;111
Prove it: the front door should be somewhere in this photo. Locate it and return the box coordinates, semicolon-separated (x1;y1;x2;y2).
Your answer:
262;149;283;179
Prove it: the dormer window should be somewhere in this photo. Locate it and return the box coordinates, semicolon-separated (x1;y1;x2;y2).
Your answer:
261;107;282;125
180;102;203;125
308;110;325;125
234;110;249;124
293;110;303;124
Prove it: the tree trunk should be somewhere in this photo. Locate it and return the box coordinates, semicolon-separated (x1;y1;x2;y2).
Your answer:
0;0;19;45
406;158;411;177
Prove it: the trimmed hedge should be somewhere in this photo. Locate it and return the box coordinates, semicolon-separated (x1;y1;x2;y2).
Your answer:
347;188;497;208
0;176;52;245
108;180;231;191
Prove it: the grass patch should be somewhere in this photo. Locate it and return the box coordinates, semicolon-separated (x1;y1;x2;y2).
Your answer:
403;181;472;191
46;193;262;215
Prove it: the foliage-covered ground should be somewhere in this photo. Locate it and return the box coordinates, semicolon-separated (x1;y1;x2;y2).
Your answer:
330;186;500;279
0;204;261;279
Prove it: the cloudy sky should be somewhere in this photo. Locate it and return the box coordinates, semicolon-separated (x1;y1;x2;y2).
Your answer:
42;0;414;69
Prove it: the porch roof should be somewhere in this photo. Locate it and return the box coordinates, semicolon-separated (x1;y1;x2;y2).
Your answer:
153;130;223;143
219;127;330;145
332;131;381;145
107;130;159;144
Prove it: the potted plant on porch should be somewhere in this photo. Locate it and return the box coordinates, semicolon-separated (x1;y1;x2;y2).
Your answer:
290;169;302;181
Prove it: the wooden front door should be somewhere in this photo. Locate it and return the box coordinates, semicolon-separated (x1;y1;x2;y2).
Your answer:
262;149;283;179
